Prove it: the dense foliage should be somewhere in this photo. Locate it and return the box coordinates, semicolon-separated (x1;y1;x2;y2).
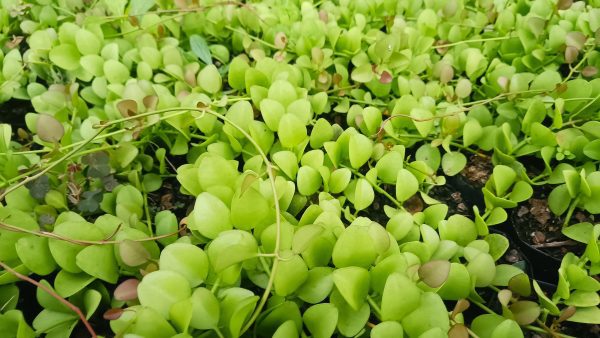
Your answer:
0;0;599;337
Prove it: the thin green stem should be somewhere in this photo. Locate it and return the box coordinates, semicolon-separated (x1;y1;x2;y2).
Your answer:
569;92;600;120
344;166;402;208
432;36;512;49
143;192;153;236
366;296;382;319
562;197;579;227
214;327;226;338
562;46;595;85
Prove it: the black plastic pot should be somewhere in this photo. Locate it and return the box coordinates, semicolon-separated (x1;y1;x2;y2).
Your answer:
444;175;561;285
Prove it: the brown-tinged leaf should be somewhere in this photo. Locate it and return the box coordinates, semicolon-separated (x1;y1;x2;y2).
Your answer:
582;66;598;78
379;71;393;84
508;273;531;297
448;324;469;338
142;95;158;110
5;35;23;49
37;114;64;142
274;32;287;49
117;99;138;118
565;46;579;64
557;0;573;10
497;76;509;91
509;301;541;325
558;305;576;323
319;9;328;23
114;279;140;301
418;260;451;288
139;262;158;276
103;308;124;320
119;240;150;267
440;64;454;84
451;299;470;319
498;289;512;307
566;32;586;50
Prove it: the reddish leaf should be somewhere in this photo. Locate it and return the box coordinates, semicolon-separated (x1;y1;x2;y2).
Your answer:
114;279;140;301
103;308;124;320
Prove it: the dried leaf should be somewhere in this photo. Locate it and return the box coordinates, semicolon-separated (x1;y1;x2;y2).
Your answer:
117;99;138;118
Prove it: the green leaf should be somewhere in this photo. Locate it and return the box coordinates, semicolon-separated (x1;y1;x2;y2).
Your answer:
439;215;477;246
411;108;434;137
268;80;297;107
103;59;129;84
129;0;155;15
584;140;600;160
381;273;421;321
297;267;334;304
442;152;466;176
273;252;308;296
159;243;208;288
564;290;600;307
396;169;419;202
353;178;374;211
191;192;232;239
530;70;561;92
371;321;404;338
48;221;104;273
49;44;81;70
230;183;270;230
329;168;352;194
207;230;258;272
562;222;594;243
471;314;523;338
376;150;404;184
138;270;191;318
548;184;571;215
401;292;450;337
332;226;377;268
278;114;307;148
75;244;119;283
348;133;373;168
568;306;600;324
198;64;222;94
437;263;471;300
303;303;338;338
351;64;374;83
15;236;56;276
492;165;516;196
189;288;220;329
273;320;299;338
190;35;212;65
467;252;496;287
75;29;101;55
54;270;95;297
273;151;299;179
332;267;370;311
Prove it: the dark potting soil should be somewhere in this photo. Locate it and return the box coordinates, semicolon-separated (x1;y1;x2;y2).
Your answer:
0;99;31;129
